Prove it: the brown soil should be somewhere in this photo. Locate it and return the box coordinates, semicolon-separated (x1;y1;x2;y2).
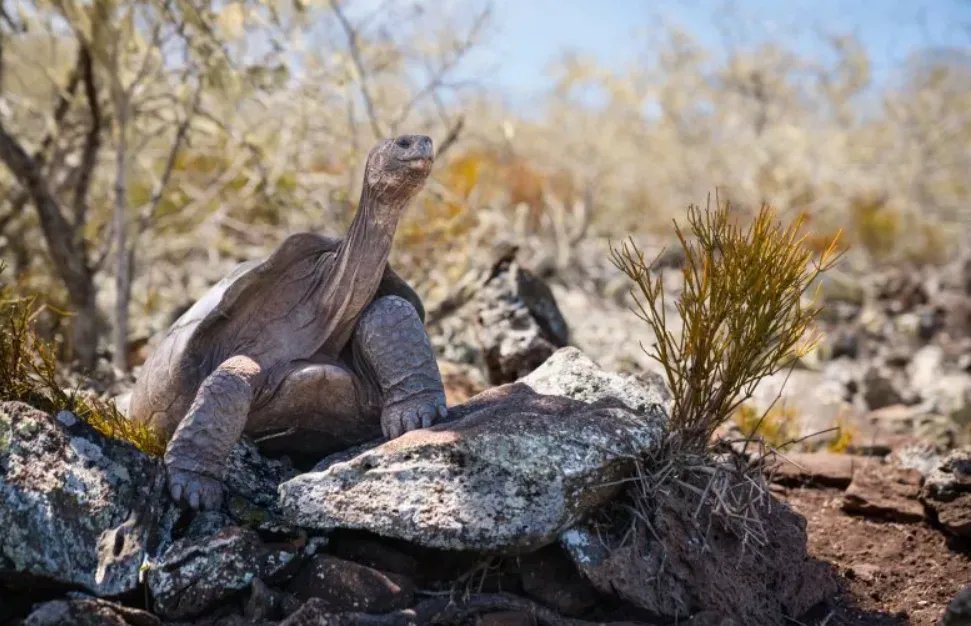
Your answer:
778;486;971;626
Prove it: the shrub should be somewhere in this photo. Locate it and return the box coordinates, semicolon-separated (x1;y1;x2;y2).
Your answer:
732;403;801;450
610;195;843;453
0;263;165;456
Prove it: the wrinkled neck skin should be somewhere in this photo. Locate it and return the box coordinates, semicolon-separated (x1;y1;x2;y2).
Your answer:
321;183;407;333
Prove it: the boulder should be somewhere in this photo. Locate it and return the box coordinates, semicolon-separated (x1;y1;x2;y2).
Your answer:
278;348;668;552
0;401;177;597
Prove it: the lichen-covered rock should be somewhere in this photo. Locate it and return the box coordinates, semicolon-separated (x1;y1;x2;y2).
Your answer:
0;401;177;597
145;526;299;620
520;346;671;415
24;597;161;626
921;447;971;537
278;349;668;552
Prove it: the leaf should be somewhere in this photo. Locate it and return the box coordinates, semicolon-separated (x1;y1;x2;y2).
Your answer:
217;3;248;41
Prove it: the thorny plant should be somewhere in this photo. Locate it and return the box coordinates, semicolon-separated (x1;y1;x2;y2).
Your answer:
0;262;166;456
606;195;844;559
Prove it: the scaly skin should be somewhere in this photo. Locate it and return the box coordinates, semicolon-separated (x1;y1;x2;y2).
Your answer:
162;296;446;511
352;295;448;438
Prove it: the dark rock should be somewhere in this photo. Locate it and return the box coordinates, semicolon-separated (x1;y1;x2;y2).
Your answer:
0;401;178;597
841;464;925;523
24;598;160;626
478;612;536;626
146;526;299;620
516;545;599;616
329;534;420;581
921;447;971;537
561;466;837;625
943;583;971;626
475;253;570;385
287;555;414;612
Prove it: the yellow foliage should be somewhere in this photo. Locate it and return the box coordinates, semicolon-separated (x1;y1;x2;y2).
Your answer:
733;403;801;449
610;196;844;451
849;195;900;261
826;414;859;454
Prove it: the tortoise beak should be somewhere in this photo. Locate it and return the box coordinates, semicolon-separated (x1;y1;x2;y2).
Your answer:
396;134;434;167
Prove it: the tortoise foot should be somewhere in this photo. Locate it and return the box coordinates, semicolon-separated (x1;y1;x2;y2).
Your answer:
381;392;448;439
168;467;224;511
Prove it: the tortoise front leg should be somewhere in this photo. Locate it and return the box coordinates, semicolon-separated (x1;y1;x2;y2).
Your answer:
352;295;448;438
164;355;261;510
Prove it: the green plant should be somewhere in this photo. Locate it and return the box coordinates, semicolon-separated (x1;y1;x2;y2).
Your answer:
0;263;165;456
610;196;843;453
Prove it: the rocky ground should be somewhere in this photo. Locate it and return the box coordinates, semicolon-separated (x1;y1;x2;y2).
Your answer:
3;240;971;625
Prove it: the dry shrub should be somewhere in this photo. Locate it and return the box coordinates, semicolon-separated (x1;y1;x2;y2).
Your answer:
598;197;846;617
0;263;165;456
610;194;844;453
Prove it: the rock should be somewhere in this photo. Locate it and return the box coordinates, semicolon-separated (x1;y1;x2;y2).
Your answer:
862;366;905;410
516;545;599;616
286;555;415;612
278;348;668;552
438;360;488;406
560;468;837;624
146;526;299;620
921;447;971;537
766;452;865;489
475;256;570;385
0;401;177;597
942;583;971;626
328;535;420;581
841;463;924;523
24;598;160;626
520;346;671;415
478;612;536;626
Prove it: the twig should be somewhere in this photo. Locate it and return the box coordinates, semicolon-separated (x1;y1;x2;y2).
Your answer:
330;0;385;140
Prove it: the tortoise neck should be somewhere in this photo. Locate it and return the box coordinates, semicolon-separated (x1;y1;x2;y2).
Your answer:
329;184;402;313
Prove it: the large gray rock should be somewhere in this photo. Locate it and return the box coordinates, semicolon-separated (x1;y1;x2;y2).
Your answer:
0;401;177;597
278;348;668;552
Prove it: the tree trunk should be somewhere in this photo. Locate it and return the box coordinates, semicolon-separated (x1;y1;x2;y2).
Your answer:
112;98;130;373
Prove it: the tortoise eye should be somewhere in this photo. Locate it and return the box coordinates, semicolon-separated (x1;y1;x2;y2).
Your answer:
395;137;412;149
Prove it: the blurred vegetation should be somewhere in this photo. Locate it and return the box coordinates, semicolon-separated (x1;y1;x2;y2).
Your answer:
0;263;165;455
0;0;968;374
610;199;843;452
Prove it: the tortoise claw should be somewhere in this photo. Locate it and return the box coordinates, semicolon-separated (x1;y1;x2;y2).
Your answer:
168;467;224;511
381;393;446;440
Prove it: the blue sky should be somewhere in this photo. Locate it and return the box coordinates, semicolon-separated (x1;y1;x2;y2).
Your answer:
479;0;970;98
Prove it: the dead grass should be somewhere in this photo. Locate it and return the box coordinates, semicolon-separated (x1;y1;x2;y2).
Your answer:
0;263;166;456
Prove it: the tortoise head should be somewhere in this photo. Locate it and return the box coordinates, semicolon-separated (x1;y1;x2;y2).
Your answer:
364;134;434;208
